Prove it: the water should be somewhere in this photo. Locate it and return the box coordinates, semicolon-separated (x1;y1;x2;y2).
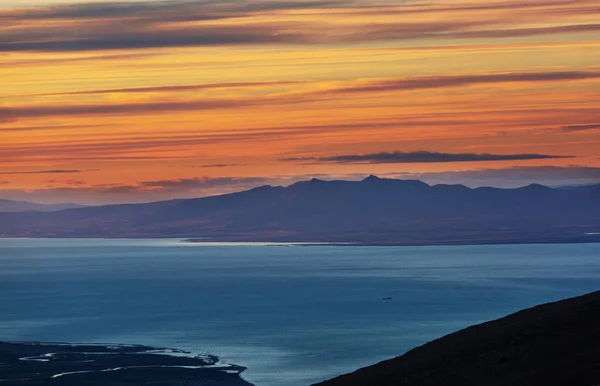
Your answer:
1;239;599;385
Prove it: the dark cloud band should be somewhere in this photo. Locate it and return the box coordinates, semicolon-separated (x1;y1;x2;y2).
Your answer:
322;71;600;95
0;169;84;175
562;124;600;132
282;151;573;164
36;81;301;97
1;0;598;52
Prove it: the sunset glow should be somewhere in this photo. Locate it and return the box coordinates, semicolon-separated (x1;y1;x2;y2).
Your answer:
2;0;600;204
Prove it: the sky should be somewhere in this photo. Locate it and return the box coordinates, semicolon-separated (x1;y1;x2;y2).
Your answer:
1;0;599;204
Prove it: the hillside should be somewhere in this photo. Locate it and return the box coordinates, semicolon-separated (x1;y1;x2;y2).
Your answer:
0;176;598;244
314;290;600;386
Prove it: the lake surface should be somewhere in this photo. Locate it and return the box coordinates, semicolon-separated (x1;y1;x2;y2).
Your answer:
1;239;599;386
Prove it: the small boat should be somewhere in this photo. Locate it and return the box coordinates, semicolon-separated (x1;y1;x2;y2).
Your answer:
381;297;392;300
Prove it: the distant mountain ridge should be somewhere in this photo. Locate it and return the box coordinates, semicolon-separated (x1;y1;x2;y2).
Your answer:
0;199;84;213
0;176;598;244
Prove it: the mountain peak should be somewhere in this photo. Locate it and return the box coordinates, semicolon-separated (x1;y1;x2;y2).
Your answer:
289;177;325;190
362;175;381;182
519;183;552;191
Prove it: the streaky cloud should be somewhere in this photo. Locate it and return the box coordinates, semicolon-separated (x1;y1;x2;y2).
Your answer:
1;0;599;52
0;176;281;205
0;98;251;121
391;166;600;188
37;81;302;96
0;0;342;21
139;177;272;190
0;169;84;175
0;124;109;132
449;23;600;40
198;164;246;168
321;71;600;95
562;124;600;132
3;71;599;122
1;52;161;68
282;151;573;164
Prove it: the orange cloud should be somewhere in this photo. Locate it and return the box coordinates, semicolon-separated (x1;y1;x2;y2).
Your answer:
1;0;599;202
1;0;599;52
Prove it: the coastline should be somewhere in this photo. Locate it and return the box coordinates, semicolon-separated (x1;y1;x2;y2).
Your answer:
0;341;254;385
183;236;600;247
1;235;599;247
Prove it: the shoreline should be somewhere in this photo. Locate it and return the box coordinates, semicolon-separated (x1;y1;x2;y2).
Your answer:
0;236;599;247
0;341;254;386
183;237;600;247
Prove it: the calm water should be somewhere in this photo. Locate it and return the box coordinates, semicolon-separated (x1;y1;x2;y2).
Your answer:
1;239;599;385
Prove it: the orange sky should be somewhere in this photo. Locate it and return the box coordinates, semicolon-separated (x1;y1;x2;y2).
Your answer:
1;0;600;204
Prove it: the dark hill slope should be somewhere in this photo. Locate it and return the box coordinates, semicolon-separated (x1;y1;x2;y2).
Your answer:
314;290;600;386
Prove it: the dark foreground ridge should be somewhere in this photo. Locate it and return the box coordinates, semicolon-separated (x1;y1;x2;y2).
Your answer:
0;342;253;386
314;290;600;386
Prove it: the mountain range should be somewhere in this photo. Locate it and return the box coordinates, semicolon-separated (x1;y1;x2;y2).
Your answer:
0;176;598;245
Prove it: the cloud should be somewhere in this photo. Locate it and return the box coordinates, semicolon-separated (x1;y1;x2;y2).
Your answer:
1;129;310;162
197;164;246;168
0;0;340;56
46;179;86;186
562;124;600;132
65;180;87;186
1;0;339;21
36;81;301;96
447;23;600;40
5;22;598;53
1;0;599;52
0;124;109;133
390;166;600;188
0;169;84;175
0;98;252;121
5;117;473;162
0;22;299;52
318;71;600;95
138;177;271;191
1;102;592;164
2;52;160;68
4;70;599;123
0;176;280;205
283;151;573;164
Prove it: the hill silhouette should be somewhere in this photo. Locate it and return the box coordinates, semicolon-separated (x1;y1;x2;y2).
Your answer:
0;176;598;244
314;290;600;386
